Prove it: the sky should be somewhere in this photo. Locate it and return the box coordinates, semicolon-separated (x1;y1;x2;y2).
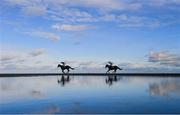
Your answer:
0;0;180;73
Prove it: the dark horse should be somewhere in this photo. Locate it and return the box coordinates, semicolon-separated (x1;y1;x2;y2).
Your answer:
57;64;74;73
105;64;122;73
105;75;117;86
105;75;122;86
57;75;70;86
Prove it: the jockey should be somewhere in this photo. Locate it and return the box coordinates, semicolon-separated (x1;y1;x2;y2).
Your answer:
61;62;66;66
108;61;113;66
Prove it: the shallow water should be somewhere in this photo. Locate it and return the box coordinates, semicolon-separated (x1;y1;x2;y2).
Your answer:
0;75;180;114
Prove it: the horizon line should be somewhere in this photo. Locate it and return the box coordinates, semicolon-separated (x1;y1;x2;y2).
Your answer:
0;73;180;77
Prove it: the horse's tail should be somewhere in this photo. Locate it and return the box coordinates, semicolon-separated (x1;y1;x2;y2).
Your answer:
71;66;79;70
117;66;122;70
70;67;75;70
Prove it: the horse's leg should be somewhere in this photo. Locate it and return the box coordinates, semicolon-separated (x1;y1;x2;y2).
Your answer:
106;69;110;73
106;76;110;83
67;69;70;73
62;69;65;73
114;75;117;81
106;70;109;73
67;75;70;81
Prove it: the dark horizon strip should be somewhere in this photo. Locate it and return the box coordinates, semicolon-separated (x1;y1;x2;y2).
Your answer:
0;73;180;77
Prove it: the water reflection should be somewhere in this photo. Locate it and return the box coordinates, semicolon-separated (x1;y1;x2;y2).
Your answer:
149;79;180;96
0;76;180;114
39;105;60;114
57;75;70;86
30;90;45;99
105;75;122;86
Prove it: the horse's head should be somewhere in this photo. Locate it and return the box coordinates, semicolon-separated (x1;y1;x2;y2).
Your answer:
105;64;109;68
57;64;61;68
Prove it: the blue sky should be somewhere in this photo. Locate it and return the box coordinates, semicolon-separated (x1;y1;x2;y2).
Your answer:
0;0;180;73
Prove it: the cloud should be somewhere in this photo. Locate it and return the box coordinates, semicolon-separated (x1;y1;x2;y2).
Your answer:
4;0;138;19
68;0;141;11
0;53;26;71
22;6;47;16
51;13;161;28
142;0;180;6
0;55;16;62
38;105;60;114
34;31;60;41
30;90;45;99
52;24;95;31
148;51;180;67
0;48;55;72
26;30;60;41
78;61;104;68
5;0;179;14
3;0;179;29
29;48;46;57
4;0;46;16
1;54;180;73
0;53;25;65
47;8;97;23
42;0;141;12
117;14;160;28
4;0;180;13
5;0;30;6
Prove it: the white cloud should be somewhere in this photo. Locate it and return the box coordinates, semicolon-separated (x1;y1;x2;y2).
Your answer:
5;0;30;6
97;14;160;28
0;48;58;72
29;48;46;57
46;7;95;23
142;0;180;6
26;30;60;41
1;50;180;73
22;6;47;16
5;0;179;13
3;0;179;28
52;24;94;31
51;13;161;28
44;0;141;11
78;61;104;68
69;0;141;11
117;14;160;28
4;0;46;16
0;51;27;65
0;55;16;62
148;51;180;67
4;0;140;19
63;8;92;17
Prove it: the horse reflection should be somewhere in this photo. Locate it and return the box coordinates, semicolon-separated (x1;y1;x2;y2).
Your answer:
105;75;121;86
57;75;70;86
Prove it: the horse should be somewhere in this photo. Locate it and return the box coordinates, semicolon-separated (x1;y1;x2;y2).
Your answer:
105;75;117;86
57;64;74;73
105;75;122;86
105;64;122;73
57;75;70;86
